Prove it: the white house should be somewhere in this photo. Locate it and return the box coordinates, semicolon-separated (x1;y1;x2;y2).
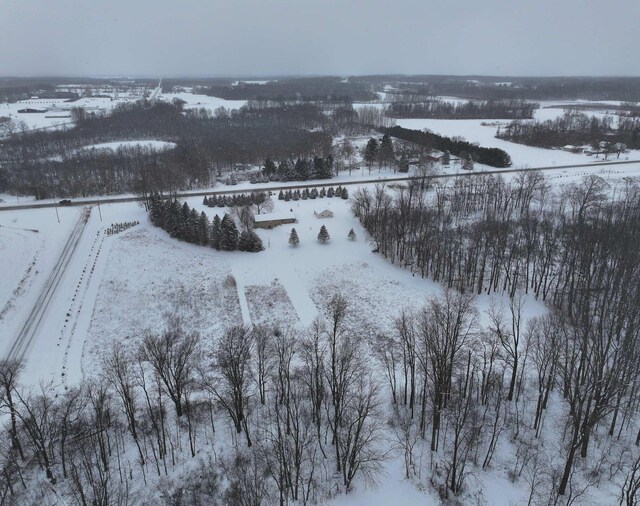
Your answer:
314;209;334;219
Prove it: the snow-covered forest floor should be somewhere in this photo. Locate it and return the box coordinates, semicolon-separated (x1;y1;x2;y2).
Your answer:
2;164;640;503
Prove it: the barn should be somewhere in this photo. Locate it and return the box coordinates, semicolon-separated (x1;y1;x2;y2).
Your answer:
253;211;297;229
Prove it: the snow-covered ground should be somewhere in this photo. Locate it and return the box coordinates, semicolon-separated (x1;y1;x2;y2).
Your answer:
76;139;176;152
158;91;247;112
1;167;638;503
0;88;247;133
394;117;639;167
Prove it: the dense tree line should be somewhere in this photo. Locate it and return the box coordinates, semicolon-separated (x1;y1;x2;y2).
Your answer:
196;76;378;102
187;102;328;131
385;126;512;168
1;101;332;199
387;99;538;120
148;194;263;252
497;111;640;149
261;156;334;182
359;75;640;102
352;173;640;498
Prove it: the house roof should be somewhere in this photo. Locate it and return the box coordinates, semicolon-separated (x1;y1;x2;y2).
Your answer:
253;211;296;223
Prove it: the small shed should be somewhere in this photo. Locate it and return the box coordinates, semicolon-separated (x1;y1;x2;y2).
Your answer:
314;209;334;219
254;211;297;229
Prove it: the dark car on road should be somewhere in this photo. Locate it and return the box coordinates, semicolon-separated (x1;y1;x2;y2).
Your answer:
59;199;72;206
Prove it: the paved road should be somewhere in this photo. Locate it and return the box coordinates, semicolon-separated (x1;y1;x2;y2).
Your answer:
4;208;91;361
1;159;639;212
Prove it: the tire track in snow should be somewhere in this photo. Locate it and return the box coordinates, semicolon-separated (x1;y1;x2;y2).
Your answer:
4;208;91;362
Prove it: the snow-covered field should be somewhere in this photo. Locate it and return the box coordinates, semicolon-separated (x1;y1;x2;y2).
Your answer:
77;139;176;152
159;91;247;112
395;117;639;167
1;166;638;503
0;88;247;133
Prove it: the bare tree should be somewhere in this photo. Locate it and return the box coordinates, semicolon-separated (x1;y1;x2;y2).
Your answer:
487;294;525;402
0;359;25;460
620;454;640;506
15;384;59;484
208;326;254;447
336;374;387;492
139;323;200;417
102;343;146;467
419;290;478;452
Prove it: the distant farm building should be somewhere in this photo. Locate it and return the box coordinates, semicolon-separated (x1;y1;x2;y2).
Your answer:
314;209;334;219
17;108;47;114
253;211;297;229
562;145;584;153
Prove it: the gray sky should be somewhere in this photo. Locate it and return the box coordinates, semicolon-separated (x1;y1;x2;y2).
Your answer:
1;0;638;77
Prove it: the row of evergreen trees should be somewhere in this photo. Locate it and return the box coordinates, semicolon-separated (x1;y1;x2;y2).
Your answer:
148;194;263;252
277;186;348;201
202;191;268;208
262;156;334;181
385;126;512;168
288;226;356;246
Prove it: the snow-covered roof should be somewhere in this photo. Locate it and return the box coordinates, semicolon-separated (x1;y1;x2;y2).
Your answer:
253;211;296;223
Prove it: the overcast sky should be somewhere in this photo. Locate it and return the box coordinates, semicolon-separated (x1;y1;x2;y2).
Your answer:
1;0;638;77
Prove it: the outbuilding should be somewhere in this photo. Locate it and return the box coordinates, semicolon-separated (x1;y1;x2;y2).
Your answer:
253;211;297;229
314;209;334;219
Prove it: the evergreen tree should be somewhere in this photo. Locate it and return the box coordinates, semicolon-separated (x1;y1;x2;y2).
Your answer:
203;196;209;206
238;230;251;251
378;133;395;169
341;187;349;199
277;160;294;181
263;158;277;178
198;211;210;245
188;208;200;243
278;190;284;200
314;156;333;179
249;231;264;252
211;214;222;250
348;228;357;241
166;200;181;238
149;193;164;226
289;228;300;247
295;158;310;180
364;138;379;174
239;230;264;252
461;151;474;171
317;225;330;243
327;187;335;198
398;154;409;173
219;214;239;251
